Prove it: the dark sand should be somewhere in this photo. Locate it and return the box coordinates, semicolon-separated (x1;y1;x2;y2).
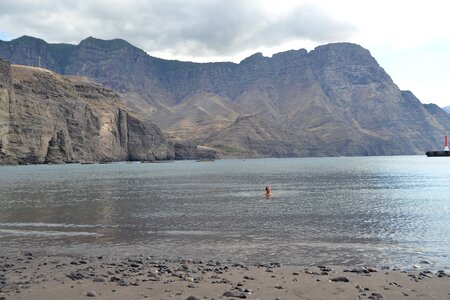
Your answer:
1;252;449;299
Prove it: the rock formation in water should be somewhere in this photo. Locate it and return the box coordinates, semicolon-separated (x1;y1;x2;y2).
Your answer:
1;36;450;156
0;58;177;164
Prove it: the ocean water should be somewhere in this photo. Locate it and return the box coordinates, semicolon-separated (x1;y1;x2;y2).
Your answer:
0;156;449;268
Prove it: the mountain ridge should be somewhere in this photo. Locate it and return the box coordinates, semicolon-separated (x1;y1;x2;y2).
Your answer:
1;36;449;156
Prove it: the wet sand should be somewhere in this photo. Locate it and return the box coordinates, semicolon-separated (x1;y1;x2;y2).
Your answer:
1;253;449;299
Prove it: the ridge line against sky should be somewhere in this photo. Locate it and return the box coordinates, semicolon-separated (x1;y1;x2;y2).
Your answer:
0;0;449;107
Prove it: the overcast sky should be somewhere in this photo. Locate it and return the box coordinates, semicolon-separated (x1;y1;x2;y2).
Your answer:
1;0;449;106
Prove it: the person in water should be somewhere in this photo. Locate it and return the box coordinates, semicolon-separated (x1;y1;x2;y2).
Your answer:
265;186;272;196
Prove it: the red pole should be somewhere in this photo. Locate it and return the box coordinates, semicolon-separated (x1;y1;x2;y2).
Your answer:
445;135;449;150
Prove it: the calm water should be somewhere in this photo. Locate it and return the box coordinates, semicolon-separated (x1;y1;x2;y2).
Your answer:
0;156;449;268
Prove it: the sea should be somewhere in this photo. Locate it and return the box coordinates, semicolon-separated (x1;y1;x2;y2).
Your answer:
0;156;449;269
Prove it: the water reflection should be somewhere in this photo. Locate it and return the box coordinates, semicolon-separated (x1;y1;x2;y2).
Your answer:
0;157;449;268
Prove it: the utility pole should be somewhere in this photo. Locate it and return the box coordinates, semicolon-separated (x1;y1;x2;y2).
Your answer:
38;56;41;68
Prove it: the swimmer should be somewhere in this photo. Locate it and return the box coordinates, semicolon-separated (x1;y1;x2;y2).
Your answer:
265;186;272;197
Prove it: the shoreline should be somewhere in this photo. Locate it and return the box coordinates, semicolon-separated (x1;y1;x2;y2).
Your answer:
0;154;430;167
1;252;448;300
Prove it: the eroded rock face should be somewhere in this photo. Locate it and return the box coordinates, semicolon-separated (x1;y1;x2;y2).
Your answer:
172;140;217;160
0;58;175;164
2;37;450;156
0;60;12;162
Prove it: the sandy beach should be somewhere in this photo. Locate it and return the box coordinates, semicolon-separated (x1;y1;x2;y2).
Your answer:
1;252;449;300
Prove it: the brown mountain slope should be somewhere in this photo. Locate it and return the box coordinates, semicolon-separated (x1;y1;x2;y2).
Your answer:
1;37;450;156
205;114;317;157
154;90;239;140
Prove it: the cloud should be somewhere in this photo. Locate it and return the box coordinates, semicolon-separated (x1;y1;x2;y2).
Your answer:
0;0;355;59
2;0;449;106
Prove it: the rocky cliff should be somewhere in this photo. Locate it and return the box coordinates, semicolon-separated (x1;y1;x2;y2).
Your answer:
2;36;450;156
0;58;176;164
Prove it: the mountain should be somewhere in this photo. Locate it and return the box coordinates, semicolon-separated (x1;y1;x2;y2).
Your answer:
443;106;450;114
1;36;450;156
0;58;176;164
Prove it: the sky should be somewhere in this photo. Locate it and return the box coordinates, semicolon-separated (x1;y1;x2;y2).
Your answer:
0;0;449;107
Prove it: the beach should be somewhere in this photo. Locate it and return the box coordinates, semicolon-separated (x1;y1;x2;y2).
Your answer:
1;252;449;300
2;158;450;299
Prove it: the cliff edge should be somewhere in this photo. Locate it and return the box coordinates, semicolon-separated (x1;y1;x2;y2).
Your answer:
0;58;175;164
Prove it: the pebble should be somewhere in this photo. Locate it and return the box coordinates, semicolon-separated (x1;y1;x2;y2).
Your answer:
437;270;448;277
214;278;232;284
67;272;84;280
368;292;384;299
109;276;122;282
319;266;332;272
223;290;247;298
86;291;97;297
331;276;350;282
118;279;129;286
344;267;369;274
274;285;283;289
305;270;321;275
92;276;106;283
388;282;401;287
186;296;201;300
419;272;433;278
